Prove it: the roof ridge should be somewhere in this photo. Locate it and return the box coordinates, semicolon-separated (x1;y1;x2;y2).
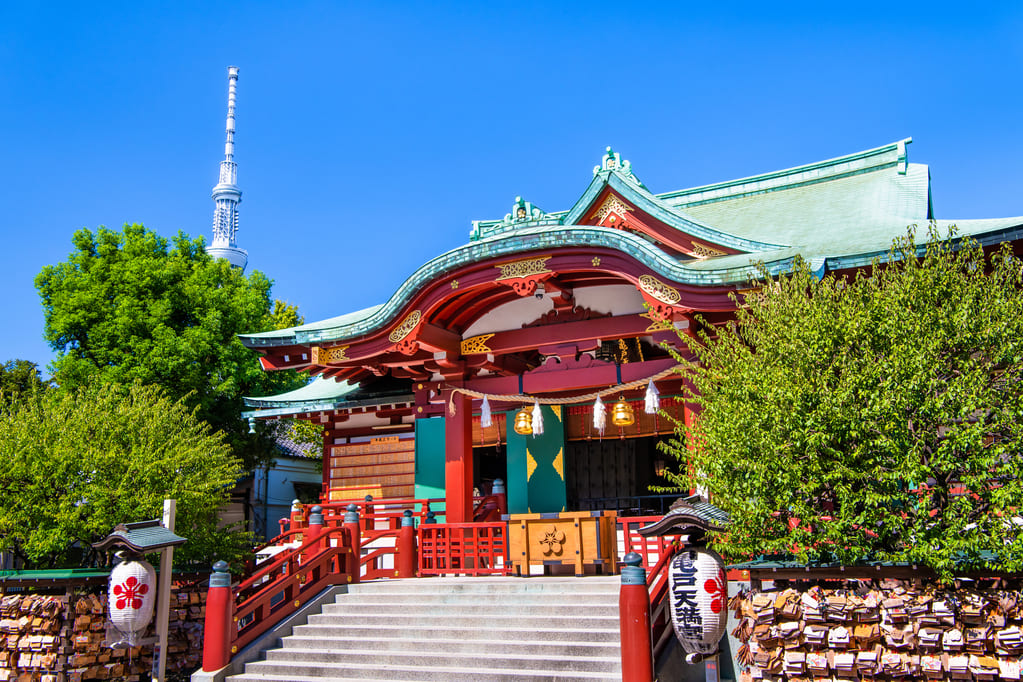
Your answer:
659;138;912;206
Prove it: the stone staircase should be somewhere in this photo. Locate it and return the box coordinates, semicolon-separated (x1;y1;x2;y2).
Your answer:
226;576;622;681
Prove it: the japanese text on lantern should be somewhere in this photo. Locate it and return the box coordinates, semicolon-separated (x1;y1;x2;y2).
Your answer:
672;552;703;639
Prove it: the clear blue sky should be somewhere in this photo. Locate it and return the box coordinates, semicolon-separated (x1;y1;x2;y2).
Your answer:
3;2;1022;373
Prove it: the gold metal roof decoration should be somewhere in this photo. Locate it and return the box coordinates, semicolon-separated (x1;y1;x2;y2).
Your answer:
495;256;552;281
388;310;422;344
638;274;681;305
460;333;494;355
690;240;727;259
311;345;349;364
595;194;634;224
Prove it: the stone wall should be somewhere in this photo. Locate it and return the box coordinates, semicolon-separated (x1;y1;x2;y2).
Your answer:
0;582;204;682
732;578;1023;680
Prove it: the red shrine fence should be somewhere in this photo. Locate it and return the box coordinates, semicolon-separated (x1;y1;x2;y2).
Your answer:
201;498;683;675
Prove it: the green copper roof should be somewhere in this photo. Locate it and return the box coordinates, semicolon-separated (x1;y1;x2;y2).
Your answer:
239;139;1023;351
242;376;413;417
245;376;360;405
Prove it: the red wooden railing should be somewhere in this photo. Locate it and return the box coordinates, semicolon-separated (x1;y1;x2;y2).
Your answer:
618;515;680;570
279;497;439;537
619;515;683;660
419;522;511;576
232;525;356;653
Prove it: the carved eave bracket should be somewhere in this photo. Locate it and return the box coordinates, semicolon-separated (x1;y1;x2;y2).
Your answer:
494;255;554;297
637;274;692;321
310;344;350;365
389;310;424;356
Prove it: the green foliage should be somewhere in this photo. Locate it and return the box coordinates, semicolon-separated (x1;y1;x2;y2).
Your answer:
0;359;50;400
662;228;1023;579
0;382;251;569
35;224;305;469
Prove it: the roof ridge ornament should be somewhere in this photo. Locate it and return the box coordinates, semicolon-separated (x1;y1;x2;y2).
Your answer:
501;196;546;226
593;146;642;185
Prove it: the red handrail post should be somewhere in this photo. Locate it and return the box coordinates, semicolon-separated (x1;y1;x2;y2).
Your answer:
364;495;375;531
344;504;361;583
619;552;654;682
492;478;507;515
397;509;417;578
201;561;234;672
305;505;324;554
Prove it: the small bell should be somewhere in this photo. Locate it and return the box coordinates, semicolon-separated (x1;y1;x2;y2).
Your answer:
611;396;635;427
513;406;533;435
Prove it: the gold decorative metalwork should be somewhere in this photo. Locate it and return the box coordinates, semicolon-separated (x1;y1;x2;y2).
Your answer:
595;195;633;223
495;256;552;281
618;338;630;364
591;256;601;267
460;333;494;355
638;274;681;305
690;240;727;258
450;280;459;289
641;311;672;332
311;345;349;364
388;310;422;344
735;286;765;307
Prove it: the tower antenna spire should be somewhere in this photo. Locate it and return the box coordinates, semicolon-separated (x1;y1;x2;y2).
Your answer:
207;66;248;270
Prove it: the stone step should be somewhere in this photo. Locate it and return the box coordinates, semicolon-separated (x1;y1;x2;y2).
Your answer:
321;601;619;617
344;577;618;594
234;659;620;681
263;647;620;673
292;622;621;643
280;634;619;658
305;612;618;630
224;577;624;682
333;591;618;606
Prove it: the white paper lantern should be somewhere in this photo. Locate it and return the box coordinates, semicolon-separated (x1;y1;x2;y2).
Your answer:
108;558;157;644
668;548;728;656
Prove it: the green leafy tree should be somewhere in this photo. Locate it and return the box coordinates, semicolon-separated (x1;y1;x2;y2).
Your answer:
35;224;304;469
0;359;50;399
662;228;1023;579
0;382;250;569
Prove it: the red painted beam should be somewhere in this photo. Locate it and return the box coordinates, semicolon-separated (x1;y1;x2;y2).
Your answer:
449;357;680;396
461;314;670;356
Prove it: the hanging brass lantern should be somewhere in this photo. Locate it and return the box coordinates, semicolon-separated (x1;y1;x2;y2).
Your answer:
611;396;635;427
513;406;533;435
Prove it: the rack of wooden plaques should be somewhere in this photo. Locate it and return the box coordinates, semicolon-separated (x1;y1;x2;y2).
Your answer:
327;435;415;501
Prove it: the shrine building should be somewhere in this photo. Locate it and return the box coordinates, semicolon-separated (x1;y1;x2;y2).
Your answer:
239;140;1023;524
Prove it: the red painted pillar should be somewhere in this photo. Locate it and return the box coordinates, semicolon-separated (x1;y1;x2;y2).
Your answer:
397;510;417;578
619;552;654;682
445;392;473;523
201;561;233;672
343;504;361;583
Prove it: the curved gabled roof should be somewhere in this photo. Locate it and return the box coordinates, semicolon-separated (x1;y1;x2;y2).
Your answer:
240;139;1023;351
239;224;797;349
